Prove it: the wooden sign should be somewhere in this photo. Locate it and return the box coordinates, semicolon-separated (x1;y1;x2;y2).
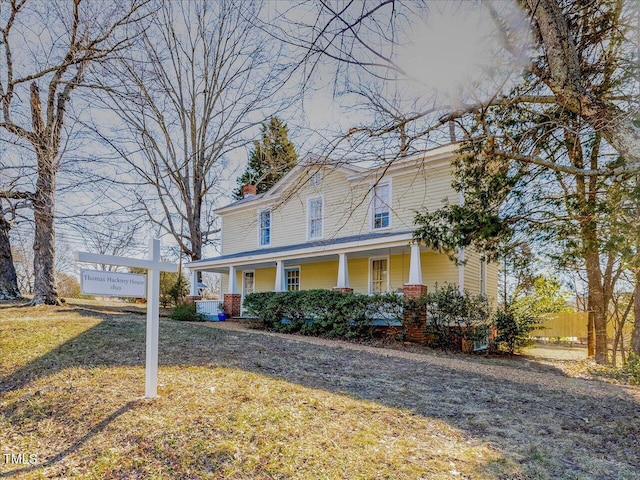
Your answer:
80;269;147;298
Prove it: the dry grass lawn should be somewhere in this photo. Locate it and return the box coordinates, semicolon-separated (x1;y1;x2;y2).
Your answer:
1;300;639;479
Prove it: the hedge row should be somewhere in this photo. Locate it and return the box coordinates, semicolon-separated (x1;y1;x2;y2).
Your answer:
243;289;403;338
244;284;536;353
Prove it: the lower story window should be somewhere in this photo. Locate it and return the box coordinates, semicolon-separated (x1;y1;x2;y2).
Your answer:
285;267;300;291
243;271;254;296
371;258;388;294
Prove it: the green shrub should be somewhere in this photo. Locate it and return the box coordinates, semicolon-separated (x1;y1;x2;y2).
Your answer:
493;309;538;354
169;302;205;322
243;290;404;339
421;283;491;350
623;354;640;385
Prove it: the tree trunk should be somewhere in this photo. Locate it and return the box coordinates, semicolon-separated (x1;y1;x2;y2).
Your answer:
587;311;595;357
632;272;640;356
527;0;640;166
0;215;22;300
31;151;59;306
585;251;608;364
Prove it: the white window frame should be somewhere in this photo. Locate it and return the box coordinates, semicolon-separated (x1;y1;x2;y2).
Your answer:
241;270;255;314
257;209;271;247
371;180;392;231
479;259;487;296
369;255;390;294
242;270;255;297
285;266;301;291
306;194;324;240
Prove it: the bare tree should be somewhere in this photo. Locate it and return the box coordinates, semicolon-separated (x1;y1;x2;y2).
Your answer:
0;199;24;299
10;224;34;295
284;1;640;174
93;0;289;263
0;0;149;305
70;216;140;272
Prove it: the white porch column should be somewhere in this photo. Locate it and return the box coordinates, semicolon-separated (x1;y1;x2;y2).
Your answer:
408;244;423;285
190;269;198;296
228;265;237;293
274;260;284;292
336;253;350;288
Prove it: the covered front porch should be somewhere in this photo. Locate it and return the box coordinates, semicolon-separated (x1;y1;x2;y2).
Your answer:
186;231;464;319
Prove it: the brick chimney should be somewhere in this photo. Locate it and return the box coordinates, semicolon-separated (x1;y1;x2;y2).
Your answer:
242;184;257;198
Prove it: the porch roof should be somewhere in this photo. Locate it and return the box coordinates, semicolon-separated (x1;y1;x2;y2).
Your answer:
186;230;415;272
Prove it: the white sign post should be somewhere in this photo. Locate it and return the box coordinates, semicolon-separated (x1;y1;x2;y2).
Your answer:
74;239;178;399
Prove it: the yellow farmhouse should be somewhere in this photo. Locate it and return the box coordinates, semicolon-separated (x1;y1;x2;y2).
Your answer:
186;144;498;317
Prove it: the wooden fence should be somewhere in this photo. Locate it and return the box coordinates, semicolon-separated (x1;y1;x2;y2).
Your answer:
531;311;634;343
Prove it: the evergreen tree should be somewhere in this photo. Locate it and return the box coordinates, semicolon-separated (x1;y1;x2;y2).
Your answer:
233;117;298;199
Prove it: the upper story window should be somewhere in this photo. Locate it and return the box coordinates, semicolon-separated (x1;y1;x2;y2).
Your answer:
308;197;323;239
372;183;390;229
259;210;271;246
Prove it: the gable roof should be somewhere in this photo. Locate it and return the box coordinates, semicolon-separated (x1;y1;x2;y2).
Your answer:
214;154;364;215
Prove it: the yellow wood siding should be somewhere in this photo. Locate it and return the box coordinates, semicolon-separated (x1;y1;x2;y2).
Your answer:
391;165;457;230
219;251;494;299
255;268;276;292
218;252;460;295
213;154;505;300
299;261;338;290
273;167;372;243
220;162;458;255
459;250;499;303
464;251;481;295
220;209;260;255
347;258;369;294
421;252;459;290
220;273;228;294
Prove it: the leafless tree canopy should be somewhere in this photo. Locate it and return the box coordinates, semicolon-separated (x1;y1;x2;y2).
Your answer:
279;1;640;175
94;0;290;262
0;0;150;304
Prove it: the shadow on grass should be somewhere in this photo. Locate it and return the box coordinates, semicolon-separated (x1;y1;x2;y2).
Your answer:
1;309;640;478
0;401;138;478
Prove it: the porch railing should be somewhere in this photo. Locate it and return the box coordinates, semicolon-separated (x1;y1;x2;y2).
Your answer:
195;300;222;319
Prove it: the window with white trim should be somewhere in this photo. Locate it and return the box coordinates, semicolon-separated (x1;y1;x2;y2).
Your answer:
372;183;390;229
308;197;323;239
259;210;271;246
285;267;300;291
371;258;388;294
480;259;487;296
243;271;255;296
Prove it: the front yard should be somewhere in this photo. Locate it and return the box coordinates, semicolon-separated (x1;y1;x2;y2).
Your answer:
1;300;639;479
